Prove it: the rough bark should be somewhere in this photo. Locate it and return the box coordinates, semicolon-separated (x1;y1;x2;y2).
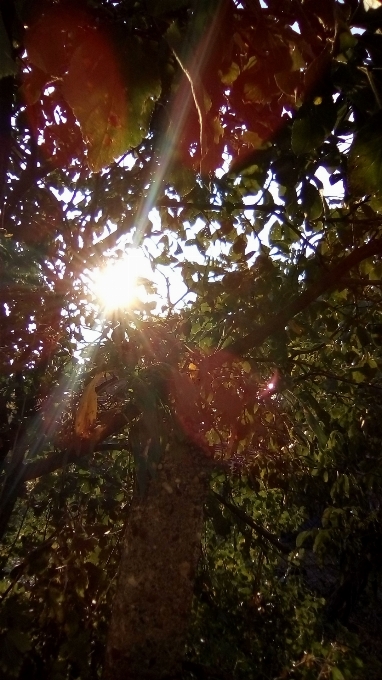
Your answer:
103;439;211;680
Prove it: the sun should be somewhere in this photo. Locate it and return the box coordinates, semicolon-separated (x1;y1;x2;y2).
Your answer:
90;251;143;311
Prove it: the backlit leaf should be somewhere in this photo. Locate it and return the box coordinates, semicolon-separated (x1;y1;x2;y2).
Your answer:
75;372;113;439
62;33;160;171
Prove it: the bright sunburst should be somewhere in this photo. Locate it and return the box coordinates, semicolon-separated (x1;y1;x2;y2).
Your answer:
90;251;143;311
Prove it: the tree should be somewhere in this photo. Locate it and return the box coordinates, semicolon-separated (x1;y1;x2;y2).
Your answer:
1;0;382;678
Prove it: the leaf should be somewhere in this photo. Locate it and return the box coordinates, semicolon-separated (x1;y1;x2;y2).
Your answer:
232;235;247;255
268;221;283;246
167;160;196;197
62;33;126;171
305;408;328;449
62;32;160;171
292;117;316;155
275;69;301;97
75;372;113;439
24;4;90;76
296;529;313;548
292;101;336;155
356;325;371;347
241;361;252;373
0;14;17;79
313;529;330;553
331;667;345;680
348;112;382;197
363;0;382;10
351;370;366;383
7;630;31;654
20;67;48;106
304;43;332;94
322;506;344;528
301;182;324;220
220;61;240;86
241;130;263;149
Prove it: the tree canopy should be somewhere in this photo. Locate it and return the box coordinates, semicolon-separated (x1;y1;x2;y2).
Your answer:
1;0;382;678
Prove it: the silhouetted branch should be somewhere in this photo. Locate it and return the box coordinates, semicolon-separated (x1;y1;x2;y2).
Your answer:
213;491;290;554
228;237;382;356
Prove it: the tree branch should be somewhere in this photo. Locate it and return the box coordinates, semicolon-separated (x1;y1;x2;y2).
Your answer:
213;491;290;554
21;440;131;484
227;237;382;357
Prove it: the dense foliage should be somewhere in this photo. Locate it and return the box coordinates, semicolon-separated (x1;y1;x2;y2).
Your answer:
1;0;382;677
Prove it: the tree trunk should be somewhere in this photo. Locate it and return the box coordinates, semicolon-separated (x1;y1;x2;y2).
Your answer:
103;439;211;680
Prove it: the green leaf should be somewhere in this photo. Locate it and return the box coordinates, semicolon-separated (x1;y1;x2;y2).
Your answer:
301;182;324;220
304;43;332;93
221;61;240;86
268;221;283;244
349;112;382;197
0;15;17;79
338;30;357;55
313;529;330;553
168;161;196;197
331;667;345;680
7;631;32;654
356;326;371;347
296;529;314;548
232;235;247;256
292;117;318;155
305;408;328;449
292;101;336;155
351;370;366;383
322;507;344;528
275;69;301;96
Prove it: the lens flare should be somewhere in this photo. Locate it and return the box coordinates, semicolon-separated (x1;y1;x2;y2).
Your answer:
91;253;141;311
